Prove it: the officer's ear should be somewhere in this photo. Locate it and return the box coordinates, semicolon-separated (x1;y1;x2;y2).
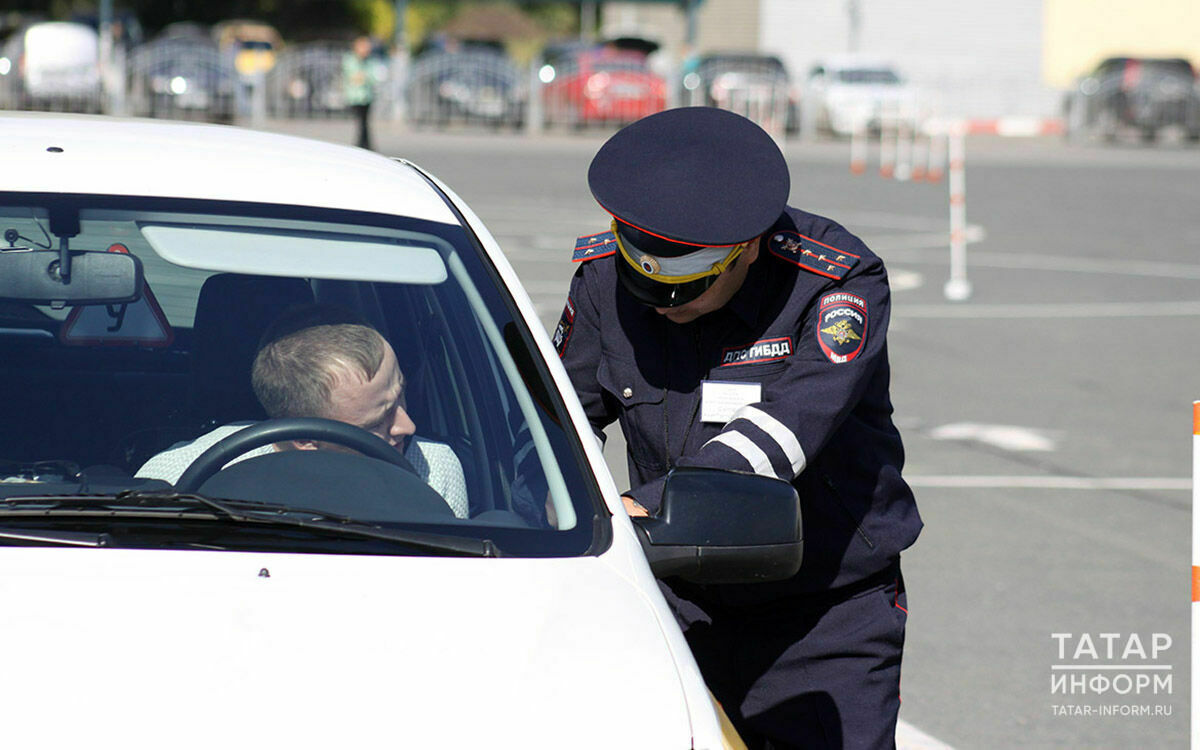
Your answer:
741;237;762;264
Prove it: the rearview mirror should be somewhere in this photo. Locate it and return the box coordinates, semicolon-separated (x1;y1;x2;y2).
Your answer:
632;467;803;585
0;250;143;305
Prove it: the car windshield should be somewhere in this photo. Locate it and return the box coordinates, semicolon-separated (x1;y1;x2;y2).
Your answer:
836;68;901;85
0;194;601;558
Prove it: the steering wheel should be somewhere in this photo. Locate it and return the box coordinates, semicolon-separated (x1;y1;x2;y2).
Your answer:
175;418;414;493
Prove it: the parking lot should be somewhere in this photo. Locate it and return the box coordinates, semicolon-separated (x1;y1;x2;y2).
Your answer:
253;118;1200;748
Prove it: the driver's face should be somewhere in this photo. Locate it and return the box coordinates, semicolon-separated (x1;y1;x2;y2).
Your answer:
321;341;416;452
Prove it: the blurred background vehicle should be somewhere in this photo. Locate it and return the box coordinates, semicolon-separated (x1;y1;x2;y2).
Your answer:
407;39;524;129
681;52;797;135
0;21;101;113
127;25;236;122
542;42;666;129
213;19;282;80
267;40;351;118
803;55;918;137
1063;56;1200;143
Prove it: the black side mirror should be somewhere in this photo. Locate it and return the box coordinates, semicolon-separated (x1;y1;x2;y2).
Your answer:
632;467;802;585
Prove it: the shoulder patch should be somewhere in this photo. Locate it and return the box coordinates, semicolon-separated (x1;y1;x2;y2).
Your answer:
552;297;576;357
573;231;617;263
817;292;868;364
768;231;859;280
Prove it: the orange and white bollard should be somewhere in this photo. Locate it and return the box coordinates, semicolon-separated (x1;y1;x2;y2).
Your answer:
1192;401;1199;746
879;105;896;179
925;124;946;183
894;106;913;182
943;121;971;301
849;115;868;175
910;122;928;182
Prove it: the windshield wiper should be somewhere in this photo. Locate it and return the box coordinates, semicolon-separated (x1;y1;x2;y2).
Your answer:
0;526;112;547
0;490;498;557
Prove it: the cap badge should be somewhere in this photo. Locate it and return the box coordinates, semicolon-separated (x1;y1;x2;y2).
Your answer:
638;255;662;275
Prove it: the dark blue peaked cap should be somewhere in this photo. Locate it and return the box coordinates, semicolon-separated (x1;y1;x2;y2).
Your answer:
588;107;790;255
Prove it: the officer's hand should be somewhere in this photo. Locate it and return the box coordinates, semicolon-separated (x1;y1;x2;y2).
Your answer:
622;495;650;517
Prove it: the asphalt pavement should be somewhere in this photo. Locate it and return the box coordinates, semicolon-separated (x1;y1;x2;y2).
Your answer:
258;116;1200;748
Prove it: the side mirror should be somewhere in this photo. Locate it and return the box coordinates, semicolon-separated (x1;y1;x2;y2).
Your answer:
632;467;802;585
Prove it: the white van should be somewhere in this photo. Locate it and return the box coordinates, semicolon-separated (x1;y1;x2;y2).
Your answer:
3;22;101;111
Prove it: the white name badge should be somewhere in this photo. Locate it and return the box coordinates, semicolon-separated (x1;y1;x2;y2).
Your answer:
700;380;762;423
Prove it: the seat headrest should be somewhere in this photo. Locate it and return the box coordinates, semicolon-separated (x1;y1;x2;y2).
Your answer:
191;274;314;427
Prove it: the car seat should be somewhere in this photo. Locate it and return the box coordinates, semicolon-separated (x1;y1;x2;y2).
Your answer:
190;273;315;429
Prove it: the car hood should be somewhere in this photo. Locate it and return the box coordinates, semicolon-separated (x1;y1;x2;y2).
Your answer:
0;547;695;749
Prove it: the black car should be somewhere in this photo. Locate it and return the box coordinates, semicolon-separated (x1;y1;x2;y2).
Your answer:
1064;56;1200;143
406;44;524;129
127;31;237;123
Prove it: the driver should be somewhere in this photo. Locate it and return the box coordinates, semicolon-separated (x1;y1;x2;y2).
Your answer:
136;310;469;518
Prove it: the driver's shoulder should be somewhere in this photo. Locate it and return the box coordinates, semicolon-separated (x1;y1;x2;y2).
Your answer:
135;421;270;483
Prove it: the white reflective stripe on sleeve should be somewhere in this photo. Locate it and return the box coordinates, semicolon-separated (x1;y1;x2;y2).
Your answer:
704;431;778;478
732;405;807;477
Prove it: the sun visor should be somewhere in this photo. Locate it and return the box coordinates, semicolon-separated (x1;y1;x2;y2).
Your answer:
139;224;448;285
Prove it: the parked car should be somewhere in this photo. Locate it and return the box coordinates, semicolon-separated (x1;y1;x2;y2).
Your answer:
803;55;918;137
212;19;282;79
681;52;797;134
543;46;666;128
407;44;524;128
1063;56;1200;143
0;111;801;748
267;41;350;118
0;21;101;112
127;32;237;122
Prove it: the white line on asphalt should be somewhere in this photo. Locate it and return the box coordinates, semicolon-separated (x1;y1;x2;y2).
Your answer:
896;719;957;750
929;423;1058;452
906;476;1192;491
897;300;1200;318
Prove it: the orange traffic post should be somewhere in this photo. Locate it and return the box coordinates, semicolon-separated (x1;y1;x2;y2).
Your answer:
1192;401;1199;747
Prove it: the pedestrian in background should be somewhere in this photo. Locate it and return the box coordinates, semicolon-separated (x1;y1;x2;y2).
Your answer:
343;36;378;150
554;107;922;748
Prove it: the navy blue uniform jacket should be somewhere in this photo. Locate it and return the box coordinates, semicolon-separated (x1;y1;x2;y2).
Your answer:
557;207;922;598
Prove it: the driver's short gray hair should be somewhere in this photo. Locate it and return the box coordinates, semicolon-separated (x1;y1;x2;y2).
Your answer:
251;323;386;419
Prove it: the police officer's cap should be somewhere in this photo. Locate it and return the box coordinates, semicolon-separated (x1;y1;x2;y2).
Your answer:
588;107;789;307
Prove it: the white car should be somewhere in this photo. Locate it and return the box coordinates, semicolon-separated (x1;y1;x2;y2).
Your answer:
0;113;801;749
803;55;918;136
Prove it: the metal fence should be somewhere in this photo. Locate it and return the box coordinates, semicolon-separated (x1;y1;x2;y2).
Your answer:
126;37;236;122
266;42;351;118
679;55;794;137
405;49;525;129
539;51;666;131
1;35;804;138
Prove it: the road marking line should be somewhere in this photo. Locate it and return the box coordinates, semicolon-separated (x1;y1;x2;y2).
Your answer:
898;300;1200;318
897;719;957;750
906;476;1191;491
929;423;1057;452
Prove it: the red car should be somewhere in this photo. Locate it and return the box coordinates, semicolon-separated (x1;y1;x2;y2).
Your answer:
543;48;666;127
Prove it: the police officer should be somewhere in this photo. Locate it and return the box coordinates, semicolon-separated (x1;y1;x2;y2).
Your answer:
553;107;922;749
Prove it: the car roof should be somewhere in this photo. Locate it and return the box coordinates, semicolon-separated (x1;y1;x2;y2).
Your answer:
0;113;458;225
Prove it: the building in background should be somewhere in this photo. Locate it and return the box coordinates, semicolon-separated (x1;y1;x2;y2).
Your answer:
601;0;1199;122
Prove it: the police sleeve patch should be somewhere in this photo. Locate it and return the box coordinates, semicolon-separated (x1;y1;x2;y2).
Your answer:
552;297;576;357
817;292;868;364
768;231;859;280
573;231;618;262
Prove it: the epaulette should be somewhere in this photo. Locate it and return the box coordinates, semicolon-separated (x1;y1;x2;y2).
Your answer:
766;231;859;281
573;230;618;263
